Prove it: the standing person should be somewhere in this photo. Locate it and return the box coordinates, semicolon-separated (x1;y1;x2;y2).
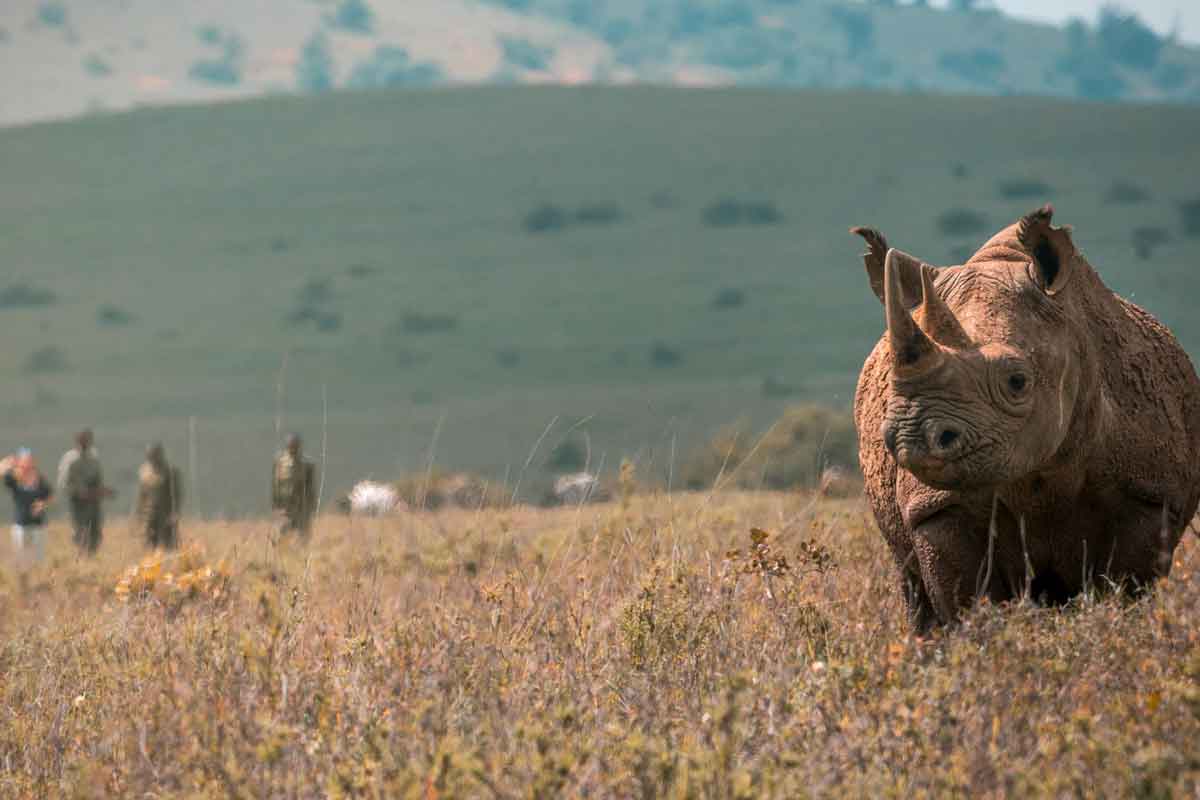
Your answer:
135;443;183;550
2;449;53;576
57;429;113;556
271;433;317;539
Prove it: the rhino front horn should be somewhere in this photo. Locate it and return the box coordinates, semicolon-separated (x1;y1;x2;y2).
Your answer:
885;249;939;371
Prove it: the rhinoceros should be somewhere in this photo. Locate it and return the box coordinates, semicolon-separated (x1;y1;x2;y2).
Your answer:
851;205;1200;631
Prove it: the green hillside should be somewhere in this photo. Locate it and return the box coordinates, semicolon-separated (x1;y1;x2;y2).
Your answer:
2;86;1198;514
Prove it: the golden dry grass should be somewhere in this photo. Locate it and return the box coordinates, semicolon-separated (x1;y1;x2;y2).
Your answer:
0;491;1198;797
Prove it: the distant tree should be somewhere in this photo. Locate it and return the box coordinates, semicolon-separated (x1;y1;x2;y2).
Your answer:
189;60;240;86
937;48;1006;85
499;37;553;72
327;0;375;34
829;7;874;58
297;32;335;92
348;46;441;88
83;54;113;78
1064;17;1090;51
1097;6;1162;70
196;25;223;46
189;30;244;86
1152;60;1189;92
1056;19;1128;101
37;3;68;28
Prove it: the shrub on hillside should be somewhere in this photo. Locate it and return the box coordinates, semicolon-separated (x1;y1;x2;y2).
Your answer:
1131;226;1170;260
702;199;782;228
495;348;521;368
97;305;136;327
523;204;569;234
0;283;56;310
711;287;746;310
680;404;858;491
23;346;67;375
574;204;622;226
297;278;333;306
997;178;1053;200
936;207;988;237
1180;197;1200;238
1105;180;1150;205
399;311;459;335
649;343;683;368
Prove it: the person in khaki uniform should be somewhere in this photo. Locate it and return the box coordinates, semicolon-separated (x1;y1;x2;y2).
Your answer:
57;429;113;556
135;443;183;550
272;433;317;538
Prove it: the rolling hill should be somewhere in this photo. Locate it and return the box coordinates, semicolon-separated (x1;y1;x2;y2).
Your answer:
2;0;1200;128
1;85;1198;514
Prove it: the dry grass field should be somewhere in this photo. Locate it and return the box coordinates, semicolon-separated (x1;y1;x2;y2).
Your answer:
1;489;1198;797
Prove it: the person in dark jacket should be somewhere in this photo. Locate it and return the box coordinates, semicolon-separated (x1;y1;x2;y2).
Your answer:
1;449;53;573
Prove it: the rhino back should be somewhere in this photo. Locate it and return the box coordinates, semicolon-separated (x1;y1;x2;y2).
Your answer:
1092;294;1200;521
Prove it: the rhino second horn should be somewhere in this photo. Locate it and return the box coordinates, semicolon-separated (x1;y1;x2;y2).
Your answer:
885;249;939;371
919;265;963;344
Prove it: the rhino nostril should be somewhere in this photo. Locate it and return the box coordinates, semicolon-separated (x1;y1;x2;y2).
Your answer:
936;427;961;451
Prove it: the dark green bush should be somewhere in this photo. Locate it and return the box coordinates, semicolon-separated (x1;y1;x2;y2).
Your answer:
24;346;67;375
0;284;56;310
649;343;683;368
400;311;459;334
681;404;858;491
711;287;746;310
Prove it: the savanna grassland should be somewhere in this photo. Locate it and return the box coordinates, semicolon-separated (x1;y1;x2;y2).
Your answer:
3;87;1200;514
1;489;1198;797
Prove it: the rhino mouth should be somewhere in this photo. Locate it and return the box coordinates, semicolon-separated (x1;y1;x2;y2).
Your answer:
904;492;962;528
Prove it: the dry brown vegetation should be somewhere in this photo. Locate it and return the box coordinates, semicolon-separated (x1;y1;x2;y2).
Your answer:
0;491;1198;797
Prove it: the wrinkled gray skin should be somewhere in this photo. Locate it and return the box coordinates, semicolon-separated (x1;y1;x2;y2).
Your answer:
852;205;1200;632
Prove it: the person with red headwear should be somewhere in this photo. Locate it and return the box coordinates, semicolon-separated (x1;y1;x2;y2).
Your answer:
1;448;53;574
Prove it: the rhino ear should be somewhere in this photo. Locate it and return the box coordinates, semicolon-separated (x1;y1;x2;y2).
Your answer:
851;227;923;308
1018;204;1076;296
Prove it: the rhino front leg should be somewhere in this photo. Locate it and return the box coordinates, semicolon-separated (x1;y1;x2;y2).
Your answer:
900;563;938;634
911;511;989;626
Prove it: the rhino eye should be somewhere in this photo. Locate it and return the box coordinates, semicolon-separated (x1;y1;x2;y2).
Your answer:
1008;372;1028;393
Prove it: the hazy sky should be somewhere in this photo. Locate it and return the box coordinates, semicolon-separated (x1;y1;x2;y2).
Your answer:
979;0;1198;44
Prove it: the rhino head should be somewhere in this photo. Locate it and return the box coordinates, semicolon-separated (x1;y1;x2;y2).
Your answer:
853;205;1089;491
